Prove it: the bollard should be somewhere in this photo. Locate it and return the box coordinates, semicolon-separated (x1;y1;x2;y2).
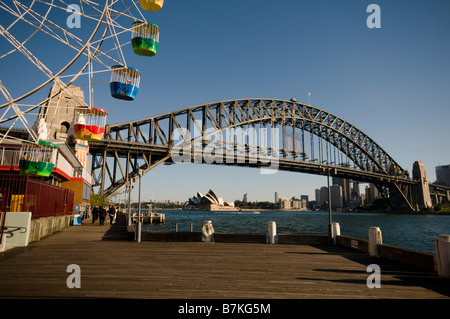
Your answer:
435;235;450;277
368;226;382;257
332;222;340;245
268;221;277;244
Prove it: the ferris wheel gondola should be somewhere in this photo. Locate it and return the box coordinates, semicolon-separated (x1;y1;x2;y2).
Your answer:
131;21;160;57
110;65;142;101
19;140;59;177
74;106;108;142
139;0;165;12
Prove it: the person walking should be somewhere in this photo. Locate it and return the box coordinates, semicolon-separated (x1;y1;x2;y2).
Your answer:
108;205;116;224
92;205;99;224
113;205;119;224
99;205;106;226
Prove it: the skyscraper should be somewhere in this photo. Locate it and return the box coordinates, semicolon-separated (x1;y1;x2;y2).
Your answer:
436;165;450;186
315;189;321;203
332;177;351;205
365;183;380;204
320;186;328;205
352;181;360;199
330;185;343;209
275;191;279;204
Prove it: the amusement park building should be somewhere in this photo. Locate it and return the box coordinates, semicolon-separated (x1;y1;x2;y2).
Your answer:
0;84;93;218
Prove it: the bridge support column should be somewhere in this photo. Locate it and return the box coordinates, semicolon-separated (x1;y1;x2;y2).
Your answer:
412;161;432;211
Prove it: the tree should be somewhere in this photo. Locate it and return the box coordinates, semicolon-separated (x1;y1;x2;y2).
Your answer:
90;194;109;207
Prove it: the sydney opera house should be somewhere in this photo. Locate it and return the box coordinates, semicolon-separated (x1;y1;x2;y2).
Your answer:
188;189;239;211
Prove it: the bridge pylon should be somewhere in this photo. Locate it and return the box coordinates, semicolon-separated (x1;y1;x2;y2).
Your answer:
411;161;432;210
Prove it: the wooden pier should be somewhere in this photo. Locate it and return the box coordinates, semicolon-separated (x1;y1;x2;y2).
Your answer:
0;214;449;299
131;212;165;224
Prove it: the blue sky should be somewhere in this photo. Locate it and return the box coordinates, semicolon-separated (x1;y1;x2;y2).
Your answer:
1;1;449;203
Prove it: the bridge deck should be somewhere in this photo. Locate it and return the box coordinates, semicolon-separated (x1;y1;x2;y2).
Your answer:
0;216;449;299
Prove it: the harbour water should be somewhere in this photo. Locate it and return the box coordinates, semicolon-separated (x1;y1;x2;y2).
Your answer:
133;209;450;254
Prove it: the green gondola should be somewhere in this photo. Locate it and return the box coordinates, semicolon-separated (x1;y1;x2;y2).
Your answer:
131;21;160;57
19;140;59;177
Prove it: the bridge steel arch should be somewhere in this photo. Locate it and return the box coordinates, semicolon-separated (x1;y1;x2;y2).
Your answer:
89;98;422;212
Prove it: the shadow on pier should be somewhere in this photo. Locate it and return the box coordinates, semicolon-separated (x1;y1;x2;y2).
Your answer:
294;244;450;298
0;213;448;299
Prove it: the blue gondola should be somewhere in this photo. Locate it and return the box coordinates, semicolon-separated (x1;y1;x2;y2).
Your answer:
110;65;141;101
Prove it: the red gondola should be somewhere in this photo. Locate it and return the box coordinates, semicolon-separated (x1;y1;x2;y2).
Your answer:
73;106;108;141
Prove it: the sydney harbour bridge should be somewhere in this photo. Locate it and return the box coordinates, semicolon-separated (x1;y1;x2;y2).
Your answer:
87;98;448;213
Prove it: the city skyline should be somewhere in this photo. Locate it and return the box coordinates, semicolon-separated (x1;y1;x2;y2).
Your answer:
121;178;377;206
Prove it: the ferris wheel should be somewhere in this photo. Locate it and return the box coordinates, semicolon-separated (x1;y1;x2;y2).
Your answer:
0;0;164;145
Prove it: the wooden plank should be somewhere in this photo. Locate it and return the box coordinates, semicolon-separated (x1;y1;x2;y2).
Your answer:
0;215;449;299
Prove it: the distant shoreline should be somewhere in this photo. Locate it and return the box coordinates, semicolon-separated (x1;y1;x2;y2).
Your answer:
135;208;450;215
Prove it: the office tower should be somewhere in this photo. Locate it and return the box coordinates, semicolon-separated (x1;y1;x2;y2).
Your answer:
330;185;343;209
320;186;328;205
352;181;360;199
436;165;450;186
315;189;321;203
332;177;351;204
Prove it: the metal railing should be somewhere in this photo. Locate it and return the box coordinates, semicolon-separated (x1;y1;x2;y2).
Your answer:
0;176;74;219
175;222;194;232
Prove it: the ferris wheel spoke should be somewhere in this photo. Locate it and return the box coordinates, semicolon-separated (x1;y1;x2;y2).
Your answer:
16;0;132;77
0;21;87;101
0;25;56;81
0;81;38;142
0;0;39;32
0;0;155;139
112;0;146;23
0;0;45;59
11;0;97;55
0;0;110;110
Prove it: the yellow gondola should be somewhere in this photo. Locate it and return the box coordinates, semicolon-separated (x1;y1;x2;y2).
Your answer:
139;0;164;12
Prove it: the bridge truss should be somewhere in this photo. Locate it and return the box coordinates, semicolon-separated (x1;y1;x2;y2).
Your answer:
89;98;422;212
